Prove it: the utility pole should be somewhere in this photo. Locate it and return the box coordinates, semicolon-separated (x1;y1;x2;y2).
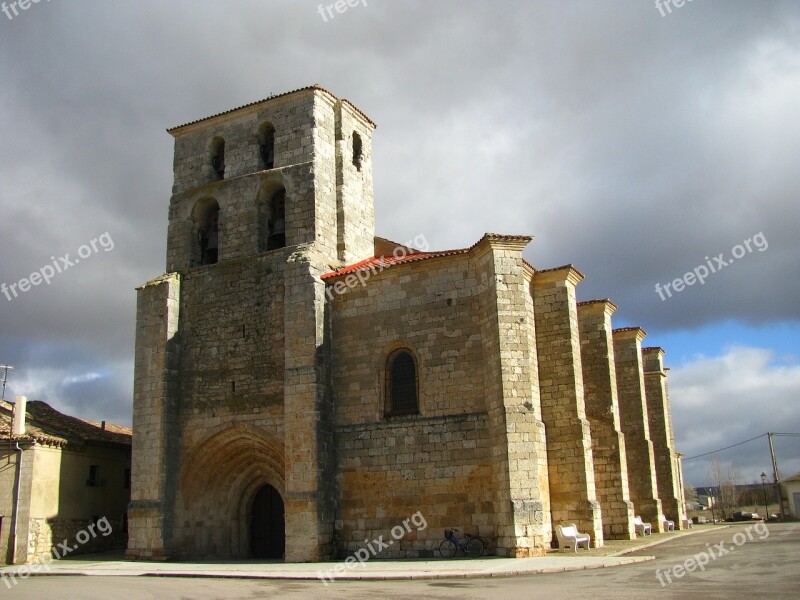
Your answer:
768;432;788;518
0;364;13;400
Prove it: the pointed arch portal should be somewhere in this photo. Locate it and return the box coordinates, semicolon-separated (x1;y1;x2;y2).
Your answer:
179;424;286;559
250;484;285;559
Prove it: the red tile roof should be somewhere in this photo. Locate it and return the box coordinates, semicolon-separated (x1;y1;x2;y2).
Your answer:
323;233;536;281
0;400;131;448
322;249;469;280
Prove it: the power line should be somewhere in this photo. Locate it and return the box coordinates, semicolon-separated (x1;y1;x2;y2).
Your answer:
683;433;768;461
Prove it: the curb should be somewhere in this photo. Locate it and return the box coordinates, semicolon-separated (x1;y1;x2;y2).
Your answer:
609;524;732;556
11;555;656;582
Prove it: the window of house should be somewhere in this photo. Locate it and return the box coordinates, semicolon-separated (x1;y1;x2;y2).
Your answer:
386;349;419;416
87;465;99;487
211;137;225;180
124;468;131;490
352;132;363;171
259;123;275;170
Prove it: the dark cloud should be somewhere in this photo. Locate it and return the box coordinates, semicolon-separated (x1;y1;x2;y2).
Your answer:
1;1;798;466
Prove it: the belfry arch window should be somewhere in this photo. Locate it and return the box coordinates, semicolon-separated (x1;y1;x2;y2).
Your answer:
258;186;286;252
259;123;275;170
210;137;225;180
385;348;419;416
197;200;220;265
352;132;363;171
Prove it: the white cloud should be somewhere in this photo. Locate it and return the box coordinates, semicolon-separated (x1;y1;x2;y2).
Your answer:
670;346;800;485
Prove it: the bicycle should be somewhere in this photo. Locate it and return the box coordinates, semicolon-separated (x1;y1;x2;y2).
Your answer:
438;528;484;558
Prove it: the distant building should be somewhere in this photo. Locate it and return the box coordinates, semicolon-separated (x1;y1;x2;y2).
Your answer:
0;396;131;564
784;472;800;518
698;494;716;509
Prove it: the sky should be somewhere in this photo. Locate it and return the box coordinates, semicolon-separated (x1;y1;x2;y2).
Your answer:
0;0;798;487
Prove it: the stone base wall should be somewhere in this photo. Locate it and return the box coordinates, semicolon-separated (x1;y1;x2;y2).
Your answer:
335;413;494;558
28;517;127;563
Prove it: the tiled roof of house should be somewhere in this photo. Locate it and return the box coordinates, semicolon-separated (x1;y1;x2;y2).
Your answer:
784;471;800;483
0;399;131;448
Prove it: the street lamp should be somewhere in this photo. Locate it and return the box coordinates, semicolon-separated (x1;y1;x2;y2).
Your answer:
760;472;769;521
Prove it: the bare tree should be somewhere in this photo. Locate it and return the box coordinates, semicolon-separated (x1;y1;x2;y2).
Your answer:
685;485;699;504
709;456;743;519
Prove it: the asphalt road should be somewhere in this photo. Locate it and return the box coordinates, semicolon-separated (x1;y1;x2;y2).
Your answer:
3;522;798;599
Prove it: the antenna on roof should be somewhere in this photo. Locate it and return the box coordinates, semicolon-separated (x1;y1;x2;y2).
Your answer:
0;365;14;400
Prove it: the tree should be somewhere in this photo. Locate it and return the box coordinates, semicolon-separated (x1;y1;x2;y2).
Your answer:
708;456;743;519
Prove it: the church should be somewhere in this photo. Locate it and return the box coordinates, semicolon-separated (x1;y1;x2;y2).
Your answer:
127;85;686;562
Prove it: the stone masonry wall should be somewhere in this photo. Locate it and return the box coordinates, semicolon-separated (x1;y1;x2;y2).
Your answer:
532;267;603;547
331;255;487;424
127;273;181;560
169;91;318;196
475;238;550;556
642;347;684;528
166;88;373;272
166;250;287;558
28;517;126;563
613;328;663;532
175;253;286;415
577;301;635;540
335;103;376;264
330;252;494;556
335;413;493;558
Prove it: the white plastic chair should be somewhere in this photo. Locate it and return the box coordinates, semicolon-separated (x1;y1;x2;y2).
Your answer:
555;523;591;552
633;515;652;536
661;514;675;531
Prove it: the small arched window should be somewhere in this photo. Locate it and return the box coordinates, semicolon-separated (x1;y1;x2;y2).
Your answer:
386;349;419;416
210;137;225;180
197;200;220;265
259;123;275;170
352;132;363;171
266;188;286;250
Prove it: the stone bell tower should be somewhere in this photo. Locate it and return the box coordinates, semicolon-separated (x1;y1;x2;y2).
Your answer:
128;86;377;562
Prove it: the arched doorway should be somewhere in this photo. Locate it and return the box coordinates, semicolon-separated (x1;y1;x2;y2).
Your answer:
250;484;285;559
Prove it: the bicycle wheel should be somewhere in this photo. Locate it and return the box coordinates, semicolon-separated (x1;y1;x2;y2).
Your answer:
439;539;457;558
465;537;484;558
